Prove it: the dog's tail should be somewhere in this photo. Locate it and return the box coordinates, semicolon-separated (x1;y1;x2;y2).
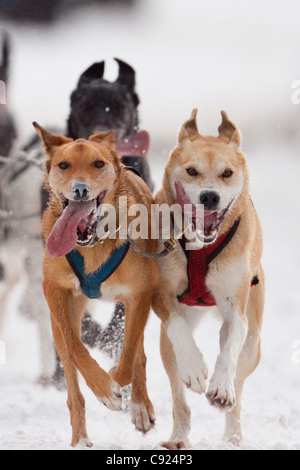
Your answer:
0;32;10;84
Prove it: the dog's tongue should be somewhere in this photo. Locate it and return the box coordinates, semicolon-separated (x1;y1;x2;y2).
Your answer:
116;131;150;157
202;210;218;228
174;181;218;228
175;181;192;208
47;200;94;257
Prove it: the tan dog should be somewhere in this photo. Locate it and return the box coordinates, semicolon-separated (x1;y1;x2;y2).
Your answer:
152;110;265;449
33;124;158;447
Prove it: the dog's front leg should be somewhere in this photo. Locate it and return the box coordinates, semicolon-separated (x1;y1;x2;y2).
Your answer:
109;291;155;435
152;285;208;395
43;281;121;422
206;267;249;410
110;290;152;387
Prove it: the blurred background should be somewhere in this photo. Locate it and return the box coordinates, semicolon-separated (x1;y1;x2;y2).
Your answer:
0;0;299;450
1;0;300;152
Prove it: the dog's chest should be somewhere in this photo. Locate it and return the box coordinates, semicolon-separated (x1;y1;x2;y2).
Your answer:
100;282;132;301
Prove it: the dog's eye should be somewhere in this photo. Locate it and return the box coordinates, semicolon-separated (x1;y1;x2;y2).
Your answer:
186;167;198;177
94;160;105;169
58;161;69;170
222;169;233;178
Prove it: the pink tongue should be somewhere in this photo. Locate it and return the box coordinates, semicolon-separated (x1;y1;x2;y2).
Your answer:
175;181;191;208
174;181;218;228
47;200;94;257
116;131;150;157
202;210;218;228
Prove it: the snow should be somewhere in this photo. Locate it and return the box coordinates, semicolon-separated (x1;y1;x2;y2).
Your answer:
0;0;300;450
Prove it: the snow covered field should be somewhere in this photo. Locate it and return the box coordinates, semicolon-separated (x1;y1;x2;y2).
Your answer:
0;0;300;450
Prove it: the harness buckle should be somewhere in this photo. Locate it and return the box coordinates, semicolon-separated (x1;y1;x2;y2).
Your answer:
163;238;177;252
95;226;121;245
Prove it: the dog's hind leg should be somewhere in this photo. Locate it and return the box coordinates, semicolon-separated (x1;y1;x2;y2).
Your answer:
130;335;155;434
159;324;191;450
223;273;264;446
223;318;261;446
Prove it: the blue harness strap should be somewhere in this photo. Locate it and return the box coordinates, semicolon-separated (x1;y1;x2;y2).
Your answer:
66;242;130;299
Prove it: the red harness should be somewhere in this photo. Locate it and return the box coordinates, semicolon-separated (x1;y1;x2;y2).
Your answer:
178;218;241;307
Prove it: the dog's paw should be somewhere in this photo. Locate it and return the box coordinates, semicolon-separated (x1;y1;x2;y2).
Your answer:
98;381;122;411
206;375;236;410
223;431;242;447
71;435;93;448
160;439;191;450
78;437;93;448
177;354;208;394
130;401;156;434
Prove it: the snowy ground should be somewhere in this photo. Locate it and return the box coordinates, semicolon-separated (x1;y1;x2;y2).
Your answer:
0;0;300;451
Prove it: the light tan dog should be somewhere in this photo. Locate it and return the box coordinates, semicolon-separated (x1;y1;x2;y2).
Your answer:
34;124;158;447
152;110;265;449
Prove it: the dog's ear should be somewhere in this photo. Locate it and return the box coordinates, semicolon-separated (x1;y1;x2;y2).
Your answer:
218;111;241;148
33;122;72;159
89;131;116;147
114;58;136;92
178;109;200;146
78;62;105;85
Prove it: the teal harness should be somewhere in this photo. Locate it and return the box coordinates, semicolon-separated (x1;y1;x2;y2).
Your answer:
66;242;130;299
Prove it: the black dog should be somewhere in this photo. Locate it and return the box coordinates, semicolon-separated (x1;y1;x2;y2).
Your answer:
67;59;153;190
68;60;138;141
51;58;154;385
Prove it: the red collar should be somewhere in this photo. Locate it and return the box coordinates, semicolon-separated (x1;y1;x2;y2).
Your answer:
178;218;241;307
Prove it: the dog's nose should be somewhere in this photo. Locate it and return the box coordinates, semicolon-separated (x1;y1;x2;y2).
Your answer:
199;190;220;210
72;181;91;201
